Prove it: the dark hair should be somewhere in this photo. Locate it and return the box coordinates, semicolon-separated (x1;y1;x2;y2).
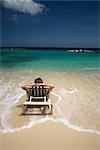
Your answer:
34;78;43;84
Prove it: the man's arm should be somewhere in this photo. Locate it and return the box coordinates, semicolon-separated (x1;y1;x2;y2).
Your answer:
21;84;32;90
48;85;54;91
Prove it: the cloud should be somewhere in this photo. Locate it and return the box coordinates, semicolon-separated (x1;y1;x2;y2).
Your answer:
1;0;45;15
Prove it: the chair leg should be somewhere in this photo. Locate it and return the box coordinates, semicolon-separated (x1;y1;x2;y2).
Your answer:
49;105;53;114
41;106;47;115
22;105;27;115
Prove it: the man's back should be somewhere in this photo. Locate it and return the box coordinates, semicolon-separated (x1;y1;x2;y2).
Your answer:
26;85;50;101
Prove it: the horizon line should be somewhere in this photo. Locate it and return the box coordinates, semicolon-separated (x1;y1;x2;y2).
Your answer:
0;47;100;50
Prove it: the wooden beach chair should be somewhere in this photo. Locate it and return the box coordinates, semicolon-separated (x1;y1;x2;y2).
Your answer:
21;85;53;115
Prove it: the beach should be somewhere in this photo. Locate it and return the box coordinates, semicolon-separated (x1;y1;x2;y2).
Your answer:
1;0;100;148
0;69;100;133
0;50;100;149
0;121;100;150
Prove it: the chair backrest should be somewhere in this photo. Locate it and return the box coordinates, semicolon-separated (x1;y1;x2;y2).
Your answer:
27;85;49;97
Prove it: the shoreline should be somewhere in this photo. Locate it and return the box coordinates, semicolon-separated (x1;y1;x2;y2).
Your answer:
0;68;100;150
0;120;100;150
0;70;100;134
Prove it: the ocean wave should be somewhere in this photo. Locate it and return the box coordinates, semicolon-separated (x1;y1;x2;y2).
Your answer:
82;67;100;71
1;115;100;135
0;88;100;135
0;71;100;135
51;118;100;135
0;116;49;133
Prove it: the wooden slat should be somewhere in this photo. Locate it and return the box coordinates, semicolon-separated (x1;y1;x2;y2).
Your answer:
27;85;50;97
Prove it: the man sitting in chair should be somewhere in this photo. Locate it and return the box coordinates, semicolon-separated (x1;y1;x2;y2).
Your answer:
21;77;54;101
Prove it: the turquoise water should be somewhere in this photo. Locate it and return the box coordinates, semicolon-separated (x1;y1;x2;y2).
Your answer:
0;49;100;71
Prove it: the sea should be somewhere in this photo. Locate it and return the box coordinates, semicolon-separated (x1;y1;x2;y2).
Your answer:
0;49;100;134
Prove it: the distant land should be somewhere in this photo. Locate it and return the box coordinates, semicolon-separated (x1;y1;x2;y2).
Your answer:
0;47;100;53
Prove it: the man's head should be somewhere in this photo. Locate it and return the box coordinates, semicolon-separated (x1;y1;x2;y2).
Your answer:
34;78;43;84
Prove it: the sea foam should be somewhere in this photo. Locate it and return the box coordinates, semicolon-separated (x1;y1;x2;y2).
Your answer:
0;70;100;135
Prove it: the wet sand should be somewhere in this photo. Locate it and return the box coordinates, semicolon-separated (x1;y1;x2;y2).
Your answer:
0;70;100;150
0;121;100;150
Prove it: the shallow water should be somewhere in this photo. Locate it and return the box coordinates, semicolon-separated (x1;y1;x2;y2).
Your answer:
0;50;100;134
0;50;100;71
0;69;100;134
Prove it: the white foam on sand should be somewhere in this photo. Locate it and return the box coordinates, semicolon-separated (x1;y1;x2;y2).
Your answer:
0;70;100;134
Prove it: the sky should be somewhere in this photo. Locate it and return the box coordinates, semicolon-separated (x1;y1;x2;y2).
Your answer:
0;0;100;48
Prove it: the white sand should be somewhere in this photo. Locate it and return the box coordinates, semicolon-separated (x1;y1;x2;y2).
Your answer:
0;121;100;150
